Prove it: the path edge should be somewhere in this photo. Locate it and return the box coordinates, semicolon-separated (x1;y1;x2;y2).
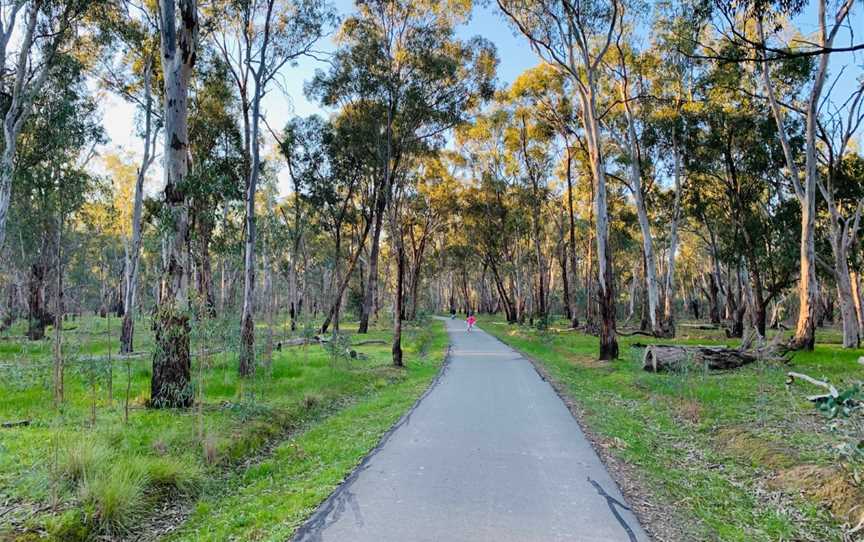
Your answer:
290;341;454;542
495;334;696;542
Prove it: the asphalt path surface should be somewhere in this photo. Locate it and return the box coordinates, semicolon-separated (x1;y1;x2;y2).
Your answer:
293;317;649;542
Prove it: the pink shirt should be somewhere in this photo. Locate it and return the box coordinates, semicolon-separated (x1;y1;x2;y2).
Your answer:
467;316;477;325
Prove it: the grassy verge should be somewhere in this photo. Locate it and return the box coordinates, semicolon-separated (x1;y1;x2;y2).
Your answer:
168;328;447;541
481;318;861;541
0;314;447;541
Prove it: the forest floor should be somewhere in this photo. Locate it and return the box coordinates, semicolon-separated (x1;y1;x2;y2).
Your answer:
0;314;447;541
481;317;864;542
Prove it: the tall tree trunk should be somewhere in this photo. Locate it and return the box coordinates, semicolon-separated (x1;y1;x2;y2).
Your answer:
582;87;618;359
565;147;580;328
27;261;50;341
392;236;405;367
53;214;64;406
359;188;386;333
662;129;683;335
121;60;154;353
757;12;850;350
620;82;662;337
560;237;571;321
151;0;197;409
851;271;864;340
238;77;266;378
833;238;860;348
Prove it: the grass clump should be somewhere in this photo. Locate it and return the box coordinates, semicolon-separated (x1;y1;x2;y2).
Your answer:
139;455;204;497
79;461;150;536
56;440;112;485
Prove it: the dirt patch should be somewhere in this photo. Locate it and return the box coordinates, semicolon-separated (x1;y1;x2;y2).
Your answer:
769;465;864;526
565;353;609;369
715;428;798;470
678;399;702;424
718;427;864;531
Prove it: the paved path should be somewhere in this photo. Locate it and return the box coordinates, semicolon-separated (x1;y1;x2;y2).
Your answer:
293;318;649;542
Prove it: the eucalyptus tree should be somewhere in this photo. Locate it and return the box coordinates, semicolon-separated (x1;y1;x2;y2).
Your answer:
508;64;583;326
280;112;374;335
718;0;860;349
209;0;335;377
456;110;521;323
402;155;460;320
497;0;622;359
99;1;162;353
309;0;497;353
187;55;245;318
0;0;99;251
150;0;198;409
8;54;104;341
503;82;555;321
297;116;365;334
645;6;694;335
607;38;665;337
814;85;864;347
685;58;799;337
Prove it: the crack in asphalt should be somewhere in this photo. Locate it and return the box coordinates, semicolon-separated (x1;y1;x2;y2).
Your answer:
588;477;638;542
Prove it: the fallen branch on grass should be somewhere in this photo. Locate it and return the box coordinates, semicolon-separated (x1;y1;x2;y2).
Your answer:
618;329;656;337
277;337;387;349
1;420;30;428
786;371;841;404
352;339;387;346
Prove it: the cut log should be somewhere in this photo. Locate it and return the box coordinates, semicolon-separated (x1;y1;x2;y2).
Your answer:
642;345;758;372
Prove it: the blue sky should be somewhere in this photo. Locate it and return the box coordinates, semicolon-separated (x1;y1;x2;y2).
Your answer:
100;0;540;194
99;0;863;195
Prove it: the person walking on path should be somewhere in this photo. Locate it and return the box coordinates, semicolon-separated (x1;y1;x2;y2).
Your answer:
466;314;477;332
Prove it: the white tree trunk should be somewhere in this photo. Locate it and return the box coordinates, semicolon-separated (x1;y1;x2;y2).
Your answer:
120;59;155;354
151;0;198;409
851;272;864;338
663;129;683;332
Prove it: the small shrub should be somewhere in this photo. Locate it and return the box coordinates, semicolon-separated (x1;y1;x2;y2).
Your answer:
323;332;353;366
79;462;149;536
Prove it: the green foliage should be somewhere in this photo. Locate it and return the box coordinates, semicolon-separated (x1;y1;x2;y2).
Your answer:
814;384;863;420
323;332;354;366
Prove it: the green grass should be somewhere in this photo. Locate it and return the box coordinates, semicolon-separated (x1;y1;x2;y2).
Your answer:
481;317;861;541
0;313;447;541
169;328;447;541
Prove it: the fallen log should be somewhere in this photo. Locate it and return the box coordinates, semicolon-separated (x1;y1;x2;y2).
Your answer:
642;345;758;372
352;339;387;346
280;337;321;348
1;420;30;428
